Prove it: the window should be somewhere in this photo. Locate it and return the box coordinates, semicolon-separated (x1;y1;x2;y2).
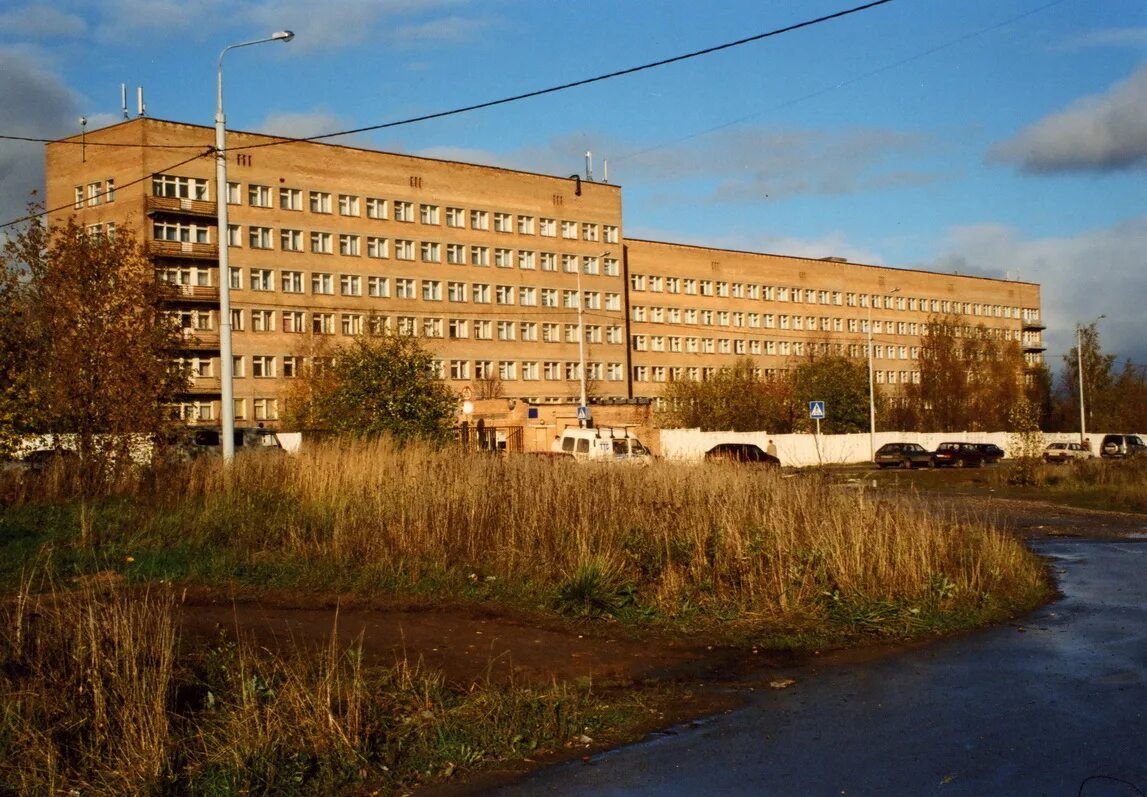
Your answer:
253;399;278;421
370;317;391;337
585;291;601;310
279;187;302;210
495;285;514;305
604;292;622;311
521;322;538;342
582;223;599;242
153;175;208;200
282;356;299;378
520;287;537;306
422;280;442;301
470;210;489;230
250;269;273;291
227;225;241;247
495;248;512;268
421;241;441;262
497;321;516;341
282;310;305;333
226;182;240;204
563;290;578;309
606;326;623;344
446;243;465;265
631;274;646;291
604;225;619;244
450;360;470;380
544;361;561;380
540;288;558;308
338;194;360;216
539;218;557;237
420;204;440;224
561;221;577;239
251;310;274;332
339;234;360;256
280;229;303;252
252;356;275;378
423;318;443;338
448;319;468;339
470;246;489;266
155;221;210;244
448;281;467;302
231;356;244;377
603;257;620;277
74;186;83;209
493;212;512;232
229;268;242;290
340;274;362;296
395;240;415;260
310;191;332;213
366;197;387;219
517;215;535;234
368;276;390;297
310;232;333;254
583;255;600;275
472;284;491;304
446;207;465;227
247;185;271;207
367;237;389;259
312;313;335;334
562;254;578;273
105;178;115;203
248;226;272;249
540;252;557;272
542;324;560;343
311;272;333;295
395;278;416;299
342;314;363;335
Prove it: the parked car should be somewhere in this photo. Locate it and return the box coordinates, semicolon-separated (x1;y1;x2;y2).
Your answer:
874;442;933;469
972;443;1005;464
932;442;988;468
1043;441;1092;463
185;427;283;457
704;443;780;466
1100;434;1147;460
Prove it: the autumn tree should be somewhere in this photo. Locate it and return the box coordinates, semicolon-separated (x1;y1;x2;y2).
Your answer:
790;352;872;433
290;333;458;442
658;359;793;432
1;213;186;465
1056;321;1117;433
904;315;1030;432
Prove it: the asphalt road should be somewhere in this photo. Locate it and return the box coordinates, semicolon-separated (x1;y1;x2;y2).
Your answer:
488;538;1147;796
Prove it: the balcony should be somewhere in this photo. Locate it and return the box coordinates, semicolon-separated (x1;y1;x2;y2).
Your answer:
146;194;217;219
149;240;218;261
177;330;220;351
161;284;219;304
1022;319;1046;331
1023;343;1047;354
181;376;222;396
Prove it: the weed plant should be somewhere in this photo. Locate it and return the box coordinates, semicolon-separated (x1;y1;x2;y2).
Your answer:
995;456;1147;513
2;440;1048;637
0;580;626;795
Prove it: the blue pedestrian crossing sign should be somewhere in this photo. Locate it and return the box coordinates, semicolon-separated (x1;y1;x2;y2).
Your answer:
808;401;826;420
577;406;589;421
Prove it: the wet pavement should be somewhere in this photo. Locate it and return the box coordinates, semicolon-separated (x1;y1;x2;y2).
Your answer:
488;538;1147;796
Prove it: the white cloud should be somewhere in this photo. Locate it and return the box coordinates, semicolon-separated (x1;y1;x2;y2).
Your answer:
0;4;87;39
990;62;1147;173
256;110;359;141
923;217;1147;368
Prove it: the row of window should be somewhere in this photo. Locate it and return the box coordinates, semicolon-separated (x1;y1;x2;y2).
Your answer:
632;336;921;359
150;175;621;241
632;365;921;384
73;179;116;208
222;268;623;308
629;274;1034;322
175;398;278;423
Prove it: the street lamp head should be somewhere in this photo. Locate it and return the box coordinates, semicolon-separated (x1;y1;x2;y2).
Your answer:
272;30;295;42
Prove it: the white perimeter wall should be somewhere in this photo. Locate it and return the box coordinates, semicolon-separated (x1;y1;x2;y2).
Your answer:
658;429;1139;468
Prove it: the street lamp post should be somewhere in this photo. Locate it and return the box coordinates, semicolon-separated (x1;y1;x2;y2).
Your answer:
1077;314;1105;448
868;287;900;461
216;30;294;460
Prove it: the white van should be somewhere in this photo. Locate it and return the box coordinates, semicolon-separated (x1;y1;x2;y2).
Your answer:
555;427;652;463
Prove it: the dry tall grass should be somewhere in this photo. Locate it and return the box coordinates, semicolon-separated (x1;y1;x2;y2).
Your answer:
158;440;1047;628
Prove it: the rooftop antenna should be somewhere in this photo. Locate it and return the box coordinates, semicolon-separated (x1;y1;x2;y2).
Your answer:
137;86;146;117
603;159;609;184
585;151;593;181
80;116;87;162
121;84;129;119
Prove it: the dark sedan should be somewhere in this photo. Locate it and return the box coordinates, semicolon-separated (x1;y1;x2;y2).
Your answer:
704;443;780;466
874;442;933;469
932;442;988;468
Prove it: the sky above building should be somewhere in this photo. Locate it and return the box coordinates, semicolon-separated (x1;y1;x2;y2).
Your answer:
1;0;1144;377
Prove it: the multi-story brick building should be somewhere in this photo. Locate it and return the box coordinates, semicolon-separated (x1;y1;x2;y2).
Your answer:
44;117;1044;425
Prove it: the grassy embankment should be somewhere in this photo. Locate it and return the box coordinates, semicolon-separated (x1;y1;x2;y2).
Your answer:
0;440;1050;794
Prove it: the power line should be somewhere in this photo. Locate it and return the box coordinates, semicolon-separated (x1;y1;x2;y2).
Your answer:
0;148;214;230
227;0;899;152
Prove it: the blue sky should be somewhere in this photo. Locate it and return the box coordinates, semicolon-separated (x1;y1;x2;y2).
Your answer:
2;0;1145;378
